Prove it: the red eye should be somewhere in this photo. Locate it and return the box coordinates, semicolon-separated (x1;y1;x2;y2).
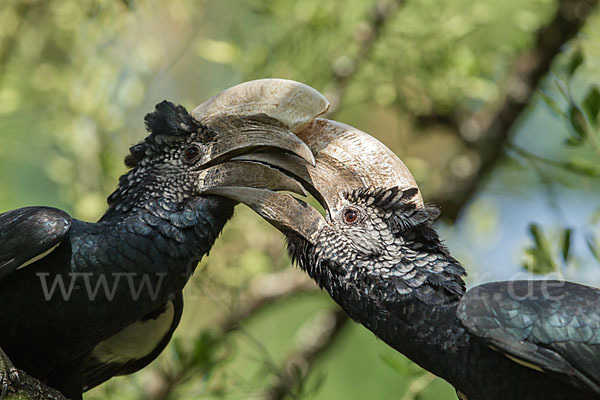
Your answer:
183;145;201;163
344;208;359;224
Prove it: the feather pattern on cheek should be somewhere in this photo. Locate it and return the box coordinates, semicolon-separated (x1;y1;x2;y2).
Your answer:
330;187;437;259
340;219;389;257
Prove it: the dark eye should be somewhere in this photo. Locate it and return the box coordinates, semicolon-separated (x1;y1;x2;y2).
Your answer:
183;145;201;163
343;208;359;224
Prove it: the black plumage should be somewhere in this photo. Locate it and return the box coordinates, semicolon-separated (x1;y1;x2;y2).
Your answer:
0;98;312;399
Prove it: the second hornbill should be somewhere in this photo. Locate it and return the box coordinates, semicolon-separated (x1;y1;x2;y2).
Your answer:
0;79;329;399
211;117;600;399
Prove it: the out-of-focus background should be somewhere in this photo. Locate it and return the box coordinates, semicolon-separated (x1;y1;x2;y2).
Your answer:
1;0;599;399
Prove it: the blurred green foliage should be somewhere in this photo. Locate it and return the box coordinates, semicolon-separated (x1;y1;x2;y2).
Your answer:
0;0;599;399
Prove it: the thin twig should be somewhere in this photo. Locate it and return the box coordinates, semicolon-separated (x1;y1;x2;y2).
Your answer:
220;269;318;333
399;372;437;400
145;270;317;400
508;141;600;178
326;0;406;116
0;1;36;84
506;142;570;168
263;309;348;400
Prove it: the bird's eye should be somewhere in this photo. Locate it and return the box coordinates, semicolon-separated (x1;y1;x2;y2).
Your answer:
343;208;359;224
183;145;201;163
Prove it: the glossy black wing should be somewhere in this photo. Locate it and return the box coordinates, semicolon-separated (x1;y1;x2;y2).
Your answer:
457;280;600;395
0;207;71;279
82;292;184;391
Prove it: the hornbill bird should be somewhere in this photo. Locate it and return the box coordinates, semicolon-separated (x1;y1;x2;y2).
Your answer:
0;79;329;399
211;118;600;399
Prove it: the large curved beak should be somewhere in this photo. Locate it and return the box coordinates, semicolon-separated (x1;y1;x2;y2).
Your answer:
206;118;423;243
190;79;329;196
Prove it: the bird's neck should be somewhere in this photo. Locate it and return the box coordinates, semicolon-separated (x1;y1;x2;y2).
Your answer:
99;195;235;272
350;290;468;380
335;264;469;381
288;229;470;381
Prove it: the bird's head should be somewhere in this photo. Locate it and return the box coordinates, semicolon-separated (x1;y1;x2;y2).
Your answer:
210;119;466;305
106;79;328;216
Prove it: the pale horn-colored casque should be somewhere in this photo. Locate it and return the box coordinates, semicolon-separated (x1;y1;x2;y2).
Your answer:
192;79;329;166
192;79;329;133
207;116;423;243
187;79;330;196
295;118;424;213
192;79;330;166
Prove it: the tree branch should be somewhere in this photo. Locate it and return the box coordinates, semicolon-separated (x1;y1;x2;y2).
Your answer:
145;270;317;400
220;269;318;333
0;346;67;400
432;0;598;221
0;1;36;85
263;309;348;400
399;372;436;400
326;0;406;115
4;373;67;400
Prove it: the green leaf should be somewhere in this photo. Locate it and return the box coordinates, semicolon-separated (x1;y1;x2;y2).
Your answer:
171;337;185;365
587;234;600;262
567;49;584;77
565;137;584;146
568;104;587;139
590;208;600;225
525;224;558;274
582;87;600;126
538;89;566;117
190;330;219;368
529;223;544;249
564;160;600;176
561;228;572;263
306;372;327;398
380;353;420;376
554;78;570;101
120;0;136;10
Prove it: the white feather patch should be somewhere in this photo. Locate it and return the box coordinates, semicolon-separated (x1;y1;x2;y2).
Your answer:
91;301;175;364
